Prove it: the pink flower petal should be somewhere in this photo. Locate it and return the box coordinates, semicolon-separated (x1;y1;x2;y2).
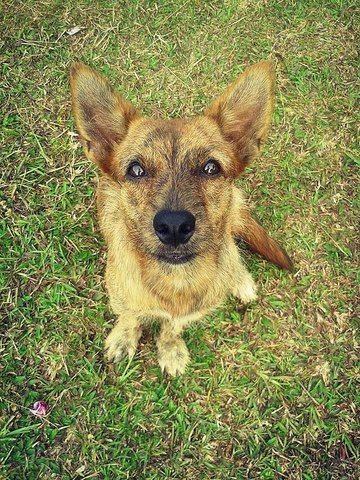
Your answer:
30;400;49;416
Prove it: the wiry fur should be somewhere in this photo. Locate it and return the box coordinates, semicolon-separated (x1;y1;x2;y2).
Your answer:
70;60;292;376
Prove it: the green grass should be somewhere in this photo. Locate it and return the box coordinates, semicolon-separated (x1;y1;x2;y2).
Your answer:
1;0;359;478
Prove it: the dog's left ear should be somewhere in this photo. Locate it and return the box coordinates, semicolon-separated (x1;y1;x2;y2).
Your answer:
70;63;139;175
205;60;274;174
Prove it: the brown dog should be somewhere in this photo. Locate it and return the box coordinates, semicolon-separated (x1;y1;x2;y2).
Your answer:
70;60;292;375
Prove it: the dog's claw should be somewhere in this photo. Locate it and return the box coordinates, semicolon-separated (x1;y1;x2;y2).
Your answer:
105;341;136;362
104;325;141;363
157;338;190;376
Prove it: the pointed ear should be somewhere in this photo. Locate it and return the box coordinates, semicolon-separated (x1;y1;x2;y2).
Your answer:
70;63;139;174
205;60;274;174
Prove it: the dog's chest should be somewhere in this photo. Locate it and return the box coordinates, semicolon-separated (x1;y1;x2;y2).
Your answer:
106;259;227;318
106;238;240;319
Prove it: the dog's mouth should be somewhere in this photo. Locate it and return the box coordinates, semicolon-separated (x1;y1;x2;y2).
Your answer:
155;251;196;265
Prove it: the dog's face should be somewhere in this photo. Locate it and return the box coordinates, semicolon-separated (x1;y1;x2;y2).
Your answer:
70;62;274;266
108;117;238;265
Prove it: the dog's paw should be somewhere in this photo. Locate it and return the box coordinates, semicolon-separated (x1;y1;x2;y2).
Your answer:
105;325;141;363
232;278;258;305
157;338;190;376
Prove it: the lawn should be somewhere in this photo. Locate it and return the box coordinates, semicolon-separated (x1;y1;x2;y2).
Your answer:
0;1;359;479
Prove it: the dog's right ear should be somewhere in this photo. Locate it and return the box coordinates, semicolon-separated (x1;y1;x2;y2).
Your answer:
70;63;139;174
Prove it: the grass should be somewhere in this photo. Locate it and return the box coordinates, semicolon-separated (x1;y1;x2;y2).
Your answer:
0;0;359;478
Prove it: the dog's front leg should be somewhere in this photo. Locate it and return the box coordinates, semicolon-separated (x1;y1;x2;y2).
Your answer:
157;317;193;376
105;311;142;362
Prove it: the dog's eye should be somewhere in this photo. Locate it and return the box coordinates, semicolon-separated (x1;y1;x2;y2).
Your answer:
201;159;221;177
127;161;146;179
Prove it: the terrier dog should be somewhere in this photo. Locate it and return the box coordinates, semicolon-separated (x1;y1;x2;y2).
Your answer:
70;60;292;375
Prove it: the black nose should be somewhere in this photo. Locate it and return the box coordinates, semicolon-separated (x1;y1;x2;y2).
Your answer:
153;210;195;247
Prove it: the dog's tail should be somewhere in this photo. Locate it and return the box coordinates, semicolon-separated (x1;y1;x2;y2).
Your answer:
236;214;293;271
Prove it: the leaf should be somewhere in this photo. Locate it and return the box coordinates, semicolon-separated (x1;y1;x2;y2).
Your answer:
66;26;82;36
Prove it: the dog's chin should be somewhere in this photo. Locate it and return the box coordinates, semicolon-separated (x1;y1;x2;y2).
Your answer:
155;252;196;265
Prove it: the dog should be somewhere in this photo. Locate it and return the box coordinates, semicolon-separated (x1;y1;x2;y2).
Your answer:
70;60;292;376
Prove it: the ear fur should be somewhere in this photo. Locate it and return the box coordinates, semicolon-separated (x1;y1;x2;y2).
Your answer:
205;60;274;174
70;63;139;174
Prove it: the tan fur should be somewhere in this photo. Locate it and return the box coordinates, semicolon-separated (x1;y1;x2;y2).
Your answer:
70;60;292;375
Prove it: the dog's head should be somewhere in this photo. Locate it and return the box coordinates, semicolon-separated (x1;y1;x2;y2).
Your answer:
70;62;274;266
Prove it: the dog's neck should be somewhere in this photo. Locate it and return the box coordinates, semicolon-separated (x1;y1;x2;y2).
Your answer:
136;247;228;317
